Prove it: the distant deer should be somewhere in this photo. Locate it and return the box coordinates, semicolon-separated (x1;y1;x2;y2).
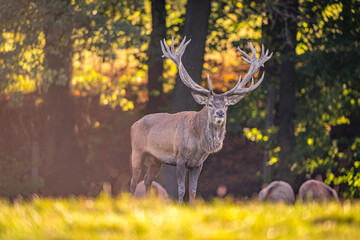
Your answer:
130;37;272;204
133;180;169;200
259;181;295;204
298;179;339;202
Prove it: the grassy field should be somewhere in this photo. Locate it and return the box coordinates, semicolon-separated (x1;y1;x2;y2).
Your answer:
0;194;359;240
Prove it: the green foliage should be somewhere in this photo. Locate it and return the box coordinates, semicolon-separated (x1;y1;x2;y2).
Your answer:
0;195;359;239
325;138;360;198
208;0;262;51
292;0;360;197
0;0;145;109
229;0;360;197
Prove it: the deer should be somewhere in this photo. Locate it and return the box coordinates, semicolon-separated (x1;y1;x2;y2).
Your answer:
133;180;169;200
130;36;272;204
259;181;295;204
298;179;339;202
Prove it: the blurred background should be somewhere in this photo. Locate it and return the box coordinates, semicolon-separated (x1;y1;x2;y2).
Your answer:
0;0;359;200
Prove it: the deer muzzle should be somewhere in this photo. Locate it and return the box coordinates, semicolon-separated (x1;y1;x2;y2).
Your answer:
215;110;225;125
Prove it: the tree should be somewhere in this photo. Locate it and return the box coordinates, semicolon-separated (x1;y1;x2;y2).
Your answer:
0;0;142;195
276;0;299;184
170;0;212;113
41;0;86;195
146;0;166;114
260;0;299;183
260;1;281;182
294;0;360;197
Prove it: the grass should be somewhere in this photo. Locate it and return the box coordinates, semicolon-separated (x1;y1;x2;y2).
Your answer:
0;194;359;240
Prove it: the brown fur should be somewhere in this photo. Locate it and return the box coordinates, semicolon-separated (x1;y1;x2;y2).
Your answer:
298;179;339;202
259;181;295;204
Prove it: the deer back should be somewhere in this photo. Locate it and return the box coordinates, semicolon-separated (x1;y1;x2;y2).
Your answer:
298;179;339;202
259;181;295;204
131;109;218;166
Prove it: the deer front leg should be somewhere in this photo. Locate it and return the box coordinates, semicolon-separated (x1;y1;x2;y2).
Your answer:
189;164;203;205
176;162;186;203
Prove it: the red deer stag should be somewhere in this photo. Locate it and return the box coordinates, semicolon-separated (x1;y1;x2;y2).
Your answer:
130;37;272;204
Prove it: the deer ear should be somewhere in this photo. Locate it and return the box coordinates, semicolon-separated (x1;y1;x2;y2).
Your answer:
226;94;245;105
191;91;208;105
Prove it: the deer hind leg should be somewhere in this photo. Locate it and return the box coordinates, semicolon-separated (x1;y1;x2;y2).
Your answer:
130;150;144;195
188;164;203;205
144;160;162;195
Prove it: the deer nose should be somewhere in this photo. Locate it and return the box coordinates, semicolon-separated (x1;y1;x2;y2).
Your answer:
216;110;225;118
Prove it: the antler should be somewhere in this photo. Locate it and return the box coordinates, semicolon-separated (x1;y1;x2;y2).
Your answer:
160;37;211;95
225;42;273;96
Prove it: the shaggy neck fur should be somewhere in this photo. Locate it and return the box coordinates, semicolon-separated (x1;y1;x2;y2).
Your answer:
193;106;226;153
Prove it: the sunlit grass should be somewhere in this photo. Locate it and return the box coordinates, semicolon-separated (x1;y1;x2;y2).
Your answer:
0;194;359;239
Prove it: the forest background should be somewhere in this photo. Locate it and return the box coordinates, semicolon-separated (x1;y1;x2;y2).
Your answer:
0;0;359;200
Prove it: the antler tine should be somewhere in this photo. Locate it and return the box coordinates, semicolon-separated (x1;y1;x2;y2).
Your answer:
170;37;175;53
244;71;265;94
223;75;243;96
225;43;272;96
161;37;210;95
207;74;213;93
176;39;189;62
160;39;174;63
248;42;257;58
254;71;265;88
241;56;251;64
237;46;251;60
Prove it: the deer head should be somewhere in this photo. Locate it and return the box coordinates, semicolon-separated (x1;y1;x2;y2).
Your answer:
160;37;273;127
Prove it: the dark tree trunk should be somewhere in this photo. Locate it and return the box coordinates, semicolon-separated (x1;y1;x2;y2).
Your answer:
277;0;298;183
263;84;275;182
170;0;212;113
41;0;86;195
158;0;212;198
261;12;281;182
146;0;166;114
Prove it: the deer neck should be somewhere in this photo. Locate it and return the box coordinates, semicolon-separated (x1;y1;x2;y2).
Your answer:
193;106;226;153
